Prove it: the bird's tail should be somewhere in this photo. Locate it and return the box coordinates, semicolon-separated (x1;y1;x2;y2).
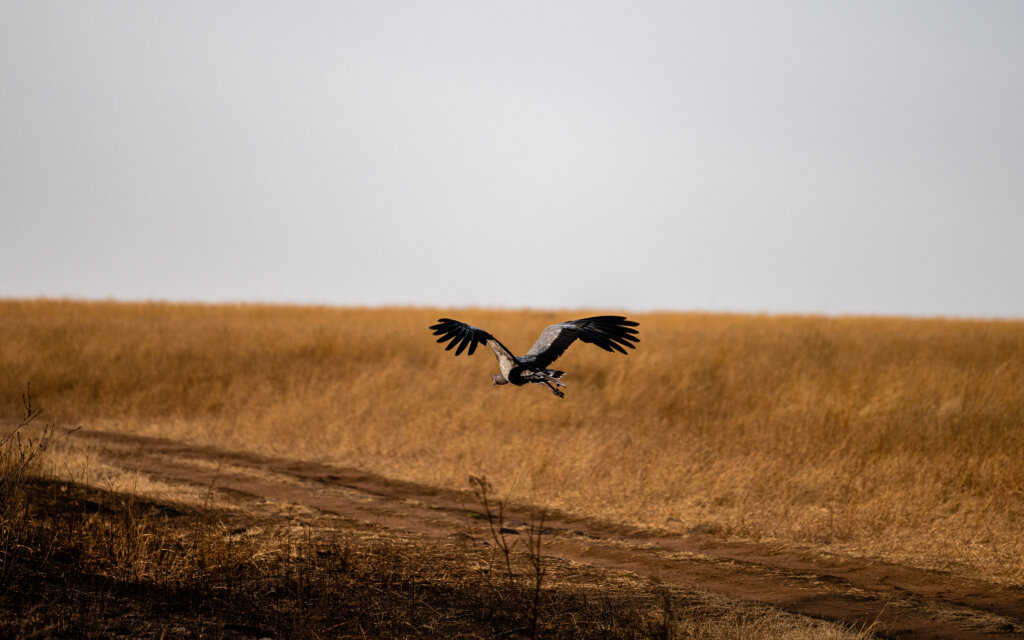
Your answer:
542;369;566;386
523;368;566;386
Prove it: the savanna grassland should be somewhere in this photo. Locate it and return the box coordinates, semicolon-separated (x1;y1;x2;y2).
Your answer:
3;298;1022;591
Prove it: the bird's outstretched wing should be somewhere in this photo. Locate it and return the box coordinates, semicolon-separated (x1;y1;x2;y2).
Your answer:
521;316;639;369
429;318;517;365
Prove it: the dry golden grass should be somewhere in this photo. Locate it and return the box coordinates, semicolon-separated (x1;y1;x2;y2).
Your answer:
3;299;1022;585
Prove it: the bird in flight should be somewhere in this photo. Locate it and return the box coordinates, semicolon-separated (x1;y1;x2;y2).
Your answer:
429;316;640;398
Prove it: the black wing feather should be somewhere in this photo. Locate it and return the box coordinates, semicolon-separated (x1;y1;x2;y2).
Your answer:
429;318;493;357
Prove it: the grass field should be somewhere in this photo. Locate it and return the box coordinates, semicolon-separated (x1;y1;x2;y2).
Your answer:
2;298;1022;589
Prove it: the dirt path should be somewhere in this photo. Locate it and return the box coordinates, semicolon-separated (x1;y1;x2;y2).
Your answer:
69;427;1023;640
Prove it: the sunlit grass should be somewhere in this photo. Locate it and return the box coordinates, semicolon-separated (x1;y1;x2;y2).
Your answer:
3;299;1022;585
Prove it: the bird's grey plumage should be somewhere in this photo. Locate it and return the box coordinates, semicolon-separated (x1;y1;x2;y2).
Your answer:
520;316;639;369
429;315;639;398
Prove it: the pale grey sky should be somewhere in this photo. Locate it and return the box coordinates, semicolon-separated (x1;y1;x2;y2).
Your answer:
2;2;1022;317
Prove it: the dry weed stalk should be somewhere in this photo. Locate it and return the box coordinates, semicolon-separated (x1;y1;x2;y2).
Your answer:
1;384;53;506
526;511;547;640
469;474;551;638
2;385;80;578
469;474;517;591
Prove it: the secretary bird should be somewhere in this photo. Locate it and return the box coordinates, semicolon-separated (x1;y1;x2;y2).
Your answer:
429;316;639;398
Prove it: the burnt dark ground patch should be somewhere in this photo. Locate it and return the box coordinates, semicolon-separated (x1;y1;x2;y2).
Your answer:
1;479;682;639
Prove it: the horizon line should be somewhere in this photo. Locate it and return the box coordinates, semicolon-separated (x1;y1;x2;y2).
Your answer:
3;295;1022;323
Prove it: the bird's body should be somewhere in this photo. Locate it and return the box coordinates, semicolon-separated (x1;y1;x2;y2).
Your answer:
429;316;639;398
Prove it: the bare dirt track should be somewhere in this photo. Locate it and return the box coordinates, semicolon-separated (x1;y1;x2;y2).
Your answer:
70;427;1023;640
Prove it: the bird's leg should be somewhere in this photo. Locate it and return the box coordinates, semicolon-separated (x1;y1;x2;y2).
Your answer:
542;380;565;398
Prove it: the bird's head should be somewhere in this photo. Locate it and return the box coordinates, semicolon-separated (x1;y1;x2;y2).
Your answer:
492;374;508;386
